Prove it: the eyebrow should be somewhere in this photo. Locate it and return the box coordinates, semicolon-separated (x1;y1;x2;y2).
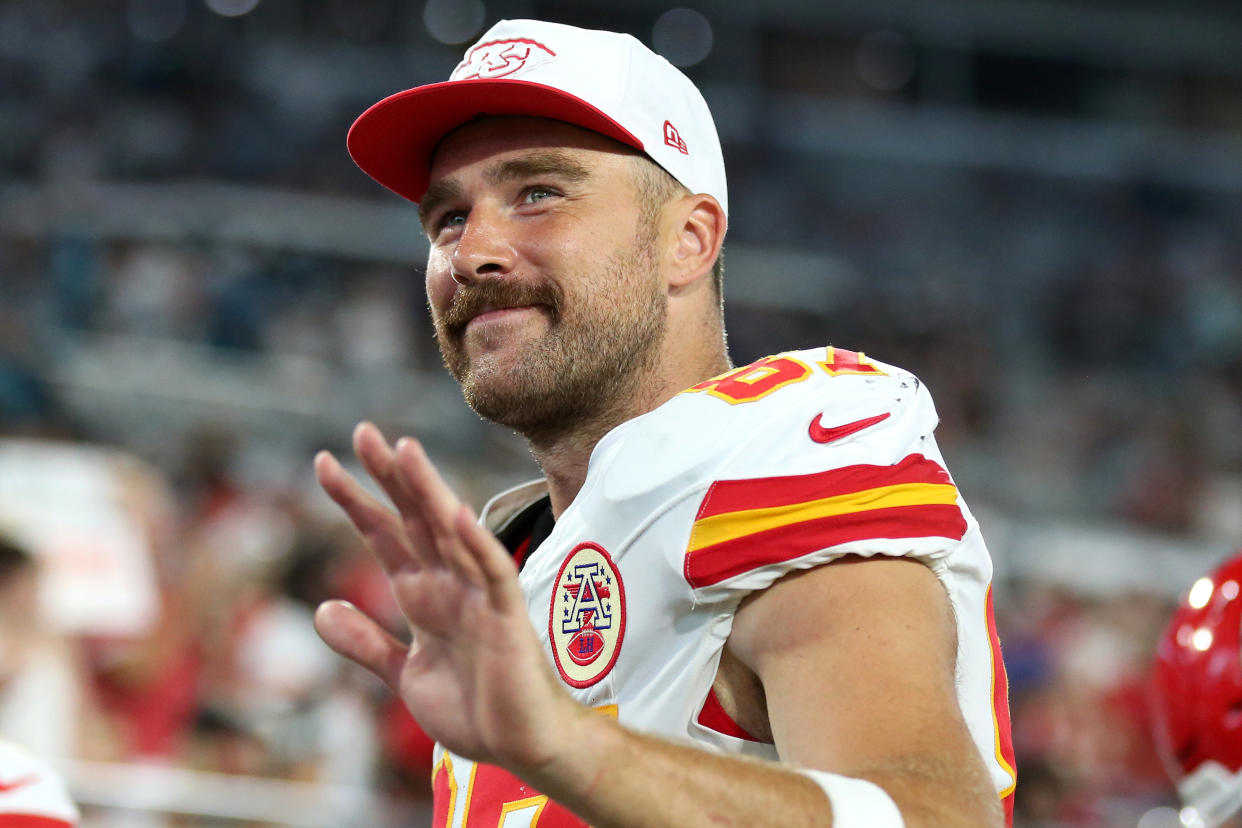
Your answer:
486;152;593;187
418;151;594;229
419;178;463;229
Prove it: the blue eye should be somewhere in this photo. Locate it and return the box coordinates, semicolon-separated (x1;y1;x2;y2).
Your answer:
524;187;557;203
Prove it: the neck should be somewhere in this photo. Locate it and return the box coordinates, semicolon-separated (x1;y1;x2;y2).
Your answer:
529;345;730;518
525;394;646;519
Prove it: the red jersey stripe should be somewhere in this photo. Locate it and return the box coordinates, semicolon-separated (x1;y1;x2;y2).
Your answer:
688;481;958;553
685;503;967;588
695;454;954;520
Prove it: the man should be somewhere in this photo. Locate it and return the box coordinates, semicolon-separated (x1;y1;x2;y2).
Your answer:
314;19;1015;827
1152;551;1242;828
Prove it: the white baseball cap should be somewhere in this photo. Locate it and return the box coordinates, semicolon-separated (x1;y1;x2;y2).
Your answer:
347;19;728;215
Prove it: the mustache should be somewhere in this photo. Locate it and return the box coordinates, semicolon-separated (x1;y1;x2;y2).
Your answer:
440;279;563;331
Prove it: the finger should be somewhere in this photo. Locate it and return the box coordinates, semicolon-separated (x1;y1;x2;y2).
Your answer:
391;437;494;585
352;423;442;567
455;504;522;610
314;599;408;693
392;436;466;542
314;450;422;575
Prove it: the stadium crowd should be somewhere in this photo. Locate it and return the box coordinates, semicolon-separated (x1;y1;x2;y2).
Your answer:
4;1;1242;825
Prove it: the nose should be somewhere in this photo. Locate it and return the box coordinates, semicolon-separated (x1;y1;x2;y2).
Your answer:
449;208;517;285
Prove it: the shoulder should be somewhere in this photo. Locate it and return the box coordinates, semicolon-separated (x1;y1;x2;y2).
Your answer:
615;347;967;597
589;346;939;502
682;346;936;474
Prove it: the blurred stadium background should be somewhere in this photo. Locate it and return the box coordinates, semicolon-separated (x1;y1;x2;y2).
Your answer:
2;0;1242;825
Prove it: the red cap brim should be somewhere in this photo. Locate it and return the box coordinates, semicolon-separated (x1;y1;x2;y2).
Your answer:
347;79;645;204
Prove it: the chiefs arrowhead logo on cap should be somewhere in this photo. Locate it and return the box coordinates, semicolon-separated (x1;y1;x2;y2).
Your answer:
451;37;558;81
550;542;626;688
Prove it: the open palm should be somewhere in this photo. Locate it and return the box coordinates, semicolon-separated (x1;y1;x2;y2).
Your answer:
313;423;583;771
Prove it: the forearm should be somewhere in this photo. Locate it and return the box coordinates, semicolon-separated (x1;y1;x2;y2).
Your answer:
526;714;834;828
520;711;1002;828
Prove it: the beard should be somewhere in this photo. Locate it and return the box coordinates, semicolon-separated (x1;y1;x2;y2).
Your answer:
432;228;667;445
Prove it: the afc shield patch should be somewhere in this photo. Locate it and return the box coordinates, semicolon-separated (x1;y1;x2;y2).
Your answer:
549;542;626;688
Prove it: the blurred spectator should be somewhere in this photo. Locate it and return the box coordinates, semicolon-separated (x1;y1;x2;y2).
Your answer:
0;534;96;764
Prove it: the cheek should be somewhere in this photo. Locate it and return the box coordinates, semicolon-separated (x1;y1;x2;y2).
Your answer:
425;251;455;317
522;211;609;263
512;226;563;270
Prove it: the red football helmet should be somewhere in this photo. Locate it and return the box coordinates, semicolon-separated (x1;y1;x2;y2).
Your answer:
1152;552;1242;828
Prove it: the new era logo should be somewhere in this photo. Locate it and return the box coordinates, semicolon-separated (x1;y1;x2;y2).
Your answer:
452;38;557;81
663;121;688;154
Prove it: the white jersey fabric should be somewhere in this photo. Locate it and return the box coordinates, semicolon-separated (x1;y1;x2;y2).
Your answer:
431;347;1016;827
0;740;78;827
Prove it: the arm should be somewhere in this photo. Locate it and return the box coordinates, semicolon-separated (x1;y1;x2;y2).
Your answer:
314;424;1002;828
727;555;1004;826
521;558;1001;828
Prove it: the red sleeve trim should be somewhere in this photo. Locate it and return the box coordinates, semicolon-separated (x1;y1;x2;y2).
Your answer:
986;585;1018;825
695;687;766;743
0;816;76;828
696;454;953;519
685;503;966;589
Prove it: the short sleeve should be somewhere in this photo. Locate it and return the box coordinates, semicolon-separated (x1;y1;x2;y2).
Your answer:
680;362;969;603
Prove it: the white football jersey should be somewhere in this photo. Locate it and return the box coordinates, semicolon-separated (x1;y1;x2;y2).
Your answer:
0;739;79;827
431;347;1016;827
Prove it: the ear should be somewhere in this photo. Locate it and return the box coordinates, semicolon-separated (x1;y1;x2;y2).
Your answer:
667;194;727;289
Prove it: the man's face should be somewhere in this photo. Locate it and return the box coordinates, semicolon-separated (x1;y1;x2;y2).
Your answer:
420;117;668;440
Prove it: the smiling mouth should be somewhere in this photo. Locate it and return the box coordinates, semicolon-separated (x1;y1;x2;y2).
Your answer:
443;280;563;334
460;304;547;332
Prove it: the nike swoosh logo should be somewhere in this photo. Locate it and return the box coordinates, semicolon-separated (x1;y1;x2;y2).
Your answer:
0;774;38;793
808;412;891;444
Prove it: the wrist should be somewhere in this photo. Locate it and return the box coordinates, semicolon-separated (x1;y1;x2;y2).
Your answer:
797;769;905;828
518;702;621;804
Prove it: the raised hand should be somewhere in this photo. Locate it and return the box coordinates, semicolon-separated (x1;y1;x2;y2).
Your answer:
312;422;585;772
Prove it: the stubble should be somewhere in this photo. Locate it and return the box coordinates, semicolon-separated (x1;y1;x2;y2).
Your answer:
432;221;667;446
